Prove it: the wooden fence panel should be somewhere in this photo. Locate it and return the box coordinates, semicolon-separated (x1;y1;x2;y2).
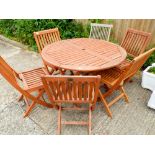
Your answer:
113;19;155;47
75;19;155;47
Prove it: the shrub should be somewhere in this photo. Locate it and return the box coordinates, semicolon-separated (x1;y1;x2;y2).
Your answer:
148;66;155;74
143;53;155;68
0;19;88;51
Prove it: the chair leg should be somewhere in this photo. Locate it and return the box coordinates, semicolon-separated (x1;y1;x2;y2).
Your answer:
99;90;112;118
125;76;133;83
120;86;129;103
24;101;36;118
24;97;30;106
88;105;92;135
24;90;44;117
18;94;23;102
57;105;62;135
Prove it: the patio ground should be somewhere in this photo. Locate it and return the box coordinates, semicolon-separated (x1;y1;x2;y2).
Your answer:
0;37;155;135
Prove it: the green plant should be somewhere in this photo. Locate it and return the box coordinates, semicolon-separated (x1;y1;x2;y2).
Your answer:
143;53;155;69
0;19;88;51
89;19;102;23
142;44;155;69
148;66;155;74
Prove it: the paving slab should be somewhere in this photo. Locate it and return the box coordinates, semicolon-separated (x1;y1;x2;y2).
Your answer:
0;104;45;135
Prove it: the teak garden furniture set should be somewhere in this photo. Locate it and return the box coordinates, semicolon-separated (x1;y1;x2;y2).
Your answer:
0;23;154;134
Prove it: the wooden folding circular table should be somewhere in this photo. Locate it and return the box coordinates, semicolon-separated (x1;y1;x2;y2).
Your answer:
41;38;127;73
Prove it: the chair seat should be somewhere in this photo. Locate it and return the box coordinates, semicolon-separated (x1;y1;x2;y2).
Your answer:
116;59;131;70
19;67;48;91
93;68;122;86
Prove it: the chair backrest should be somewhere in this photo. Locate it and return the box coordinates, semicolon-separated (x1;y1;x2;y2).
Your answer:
0;56;19;81
121;28;151;57
41;75;101;104
89;23;113;41
34;28;61;53
125;48;155;79
0;56;46;106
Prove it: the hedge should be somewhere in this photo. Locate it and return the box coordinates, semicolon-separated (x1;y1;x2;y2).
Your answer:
0;19;89;51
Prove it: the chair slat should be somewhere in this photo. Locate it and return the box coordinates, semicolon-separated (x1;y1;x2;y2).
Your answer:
67;80;73;100
84;82;88;101
73;81;77;100
56;81;63;100
78;82;82;100
49;81;58;100
89;82;93;101
37;35;44;51
61;81;67;100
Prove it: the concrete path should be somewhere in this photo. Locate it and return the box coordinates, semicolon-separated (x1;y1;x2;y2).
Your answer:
0;38;155;135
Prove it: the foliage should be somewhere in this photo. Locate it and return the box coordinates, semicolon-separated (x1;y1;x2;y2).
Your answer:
0;19;88;51
141;44;155;69
143;53;155;68
89;19;102;23
148;66;155;74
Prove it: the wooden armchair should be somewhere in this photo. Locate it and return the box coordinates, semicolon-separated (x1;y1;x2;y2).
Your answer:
97;48;155;118
0;56;54;117
41;75;101;135
89;23;113;41
117;28;151;69
33;28;64;74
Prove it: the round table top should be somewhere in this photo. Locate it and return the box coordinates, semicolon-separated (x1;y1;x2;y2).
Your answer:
41;38;127;72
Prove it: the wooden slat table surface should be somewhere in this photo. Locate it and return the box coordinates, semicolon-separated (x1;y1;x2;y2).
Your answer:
41;38;127;72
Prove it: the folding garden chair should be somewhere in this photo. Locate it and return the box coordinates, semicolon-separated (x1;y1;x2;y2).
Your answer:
33;28;64;74
89;23;113;41
41;75;101;135
97;63;133;118
117;28;151;69
97;48;155;118
33;28;61;53
0;56;54;117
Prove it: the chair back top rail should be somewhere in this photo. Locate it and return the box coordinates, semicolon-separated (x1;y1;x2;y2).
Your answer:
90;23;113;28
33;28;61;53
42;75;101;104
0;56;19;80
121;28;151;57
125;48;155;79
89;23;113;41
